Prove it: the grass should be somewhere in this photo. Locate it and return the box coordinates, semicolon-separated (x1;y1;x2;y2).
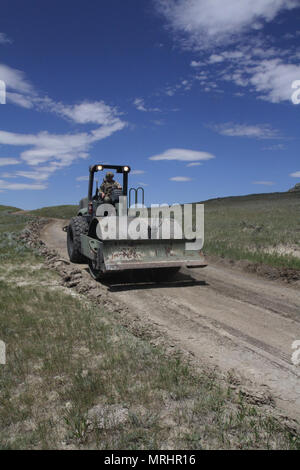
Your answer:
0;205;21;213
0;208;40;263
18;189;300;270
0;206;299;449
1;277;299;450
201;191;300;270
10;187;300;267
28;205;78;219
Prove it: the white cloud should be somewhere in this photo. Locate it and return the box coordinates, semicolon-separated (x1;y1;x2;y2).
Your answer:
0;158;20;166
248;59;300;103
0;179;47;190
76;175;89;181
2;166;67;182
170;176;193;182
90;121;126;141
54;100;123;125
0;129;91;166
151;119;165;126
186;162;202;167
0;63;127;190
207;52;300;104
0;63;34;95
156;0;300;49
133;98;147;112
6;92;34;109
157;1;300;104
262;143;286;150
1;64;127;131
0;121;125;183
149;148;215;161
131;170;145;175
0;172;17;178
14;167;58;181
290;171;300;177
0;76;126;182
133;97;161;112
0;33;12;45
252;180;275;185
190;60;205;67
211;123;280;139
209;54;224;64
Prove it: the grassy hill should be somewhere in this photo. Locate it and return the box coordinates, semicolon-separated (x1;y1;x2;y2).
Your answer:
0;205;21;213
3;189;300;269
27;205;78;219
202;191;300;269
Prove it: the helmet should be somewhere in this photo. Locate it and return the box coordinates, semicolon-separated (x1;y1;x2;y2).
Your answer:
106;172;114;179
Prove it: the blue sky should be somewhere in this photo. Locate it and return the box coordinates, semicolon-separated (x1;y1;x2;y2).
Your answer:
0;0;300;209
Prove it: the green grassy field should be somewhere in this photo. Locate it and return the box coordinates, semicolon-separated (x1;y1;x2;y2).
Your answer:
0;207;299;449
203;191;300;269
28;205;78;220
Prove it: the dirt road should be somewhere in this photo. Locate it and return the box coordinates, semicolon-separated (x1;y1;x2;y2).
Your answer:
41;219;300;420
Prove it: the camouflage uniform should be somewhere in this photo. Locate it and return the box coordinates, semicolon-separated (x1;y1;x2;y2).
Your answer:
100;172;121;203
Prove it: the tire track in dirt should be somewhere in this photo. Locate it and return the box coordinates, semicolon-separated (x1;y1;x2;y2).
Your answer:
40;219;300;421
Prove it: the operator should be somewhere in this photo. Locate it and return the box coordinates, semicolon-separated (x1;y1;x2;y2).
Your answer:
100;171;122;203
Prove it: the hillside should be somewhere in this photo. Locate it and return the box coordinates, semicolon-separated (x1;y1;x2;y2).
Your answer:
3;189;300;269
27;205;78;219
202;190;300;269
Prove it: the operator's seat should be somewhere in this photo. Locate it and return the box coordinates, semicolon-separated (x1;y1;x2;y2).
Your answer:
93;187;123;206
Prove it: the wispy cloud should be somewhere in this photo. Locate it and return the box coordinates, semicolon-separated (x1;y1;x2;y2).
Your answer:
53;100;123;125
0;158;20;166
0;33;12;45
133;98;147;112
262;143;286;150
186;162;202;167
0;179;47;190
157;1;300;104
0;126;122;167
133;97;160;112
290;171;300;178
252;180;275;185
131;170;145;175
76;175;89;181
211;122;280;139
149;148;215;162
151;119;165;126
239;59;300;103
190;60;205;67
0;63;34;96
169;176;193;182
155;0;299;50
0;64;127;187
209;54;224;64
6;92;34;109
0;118;126;185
